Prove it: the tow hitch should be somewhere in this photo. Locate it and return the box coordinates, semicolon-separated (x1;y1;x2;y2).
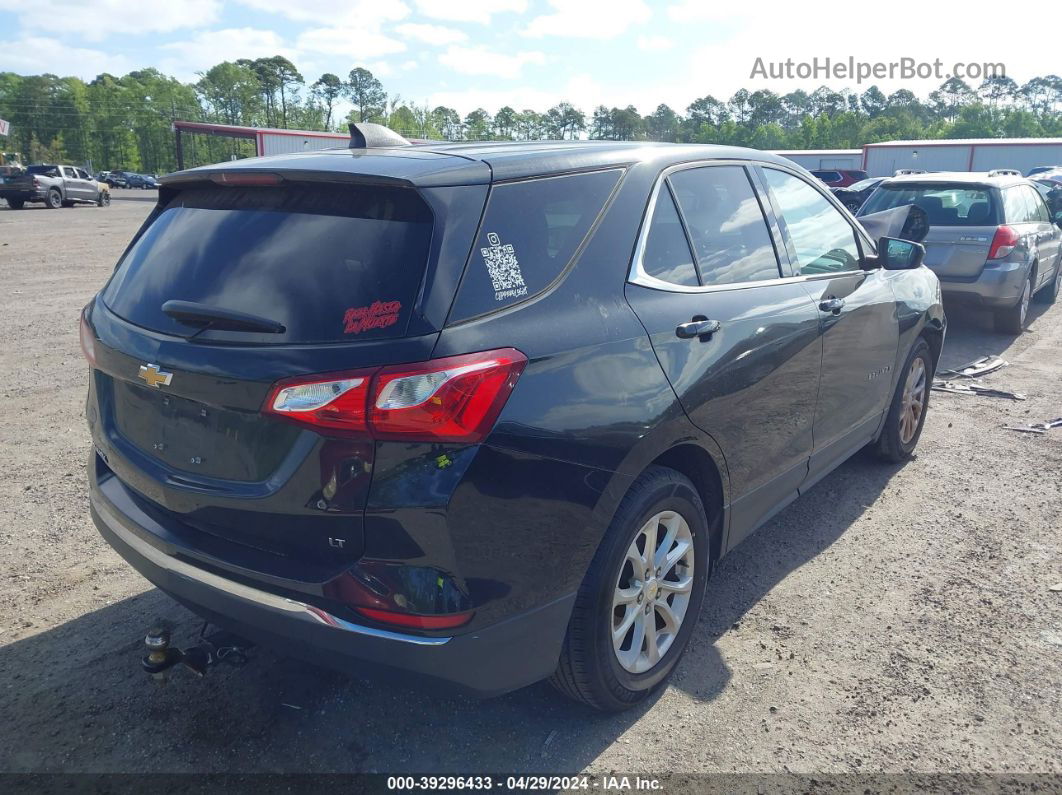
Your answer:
142;622;254;684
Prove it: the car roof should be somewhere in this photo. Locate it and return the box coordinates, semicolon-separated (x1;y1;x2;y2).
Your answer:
881;171;1029;189
162;140;804;188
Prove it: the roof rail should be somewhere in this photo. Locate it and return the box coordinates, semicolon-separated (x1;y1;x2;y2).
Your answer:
987;168;1021;177
348;122;412;149
895;169;927;175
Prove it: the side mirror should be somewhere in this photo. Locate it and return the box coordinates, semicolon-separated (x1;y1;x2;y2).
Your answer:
879;236;925;270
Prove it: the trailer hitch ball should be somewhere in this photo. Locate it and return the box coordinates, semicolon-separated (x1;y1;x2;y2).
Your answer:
142;625;181;684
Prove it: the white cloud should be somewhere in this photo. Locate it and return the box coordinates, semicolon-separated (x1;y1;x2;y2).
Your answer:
160;28;293;79
637;35;672;52
395;23;467;46
0;35;132;79
665;2;731;22
438;45;545;79
414;0;527;24
523;0;651;39
296;27;406;59
234;0;409;25
0;0;219;40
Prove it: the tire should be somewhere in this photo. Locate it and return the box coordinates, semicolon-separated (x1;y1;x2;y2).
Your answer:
844;201;862;214
994;270;1033;333
46;189;62;209
550;466;710;711
97;192;110;207
1033;257;1060;305
7;199;24;209
873;338;933;463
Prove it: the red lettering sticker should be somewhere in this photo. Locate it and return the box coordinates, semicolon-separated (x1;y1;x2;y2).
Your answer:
343;300;402;335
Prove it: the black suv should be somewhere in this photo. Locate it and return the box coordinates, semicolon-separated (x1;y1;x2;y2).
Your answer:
84;126;944;711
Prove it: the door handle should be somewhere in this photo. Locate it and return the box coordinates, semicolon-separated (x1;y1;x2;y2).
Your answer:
675;318;721;339
819;297;845;314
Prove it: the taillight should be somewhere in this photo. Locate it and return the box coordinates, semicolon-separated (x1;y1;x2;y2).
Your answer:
370;349;527;442
79;309;96;365
265;368;375;434
262;348;527;443
988;225;1020;259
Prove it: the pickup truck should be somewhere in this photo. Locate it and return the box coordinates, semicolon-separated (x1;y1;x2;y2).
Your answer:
1;164;110;209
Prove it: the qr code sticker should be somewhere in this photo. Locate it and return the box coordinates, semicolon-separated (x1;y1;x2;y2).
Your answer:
481;231;528;301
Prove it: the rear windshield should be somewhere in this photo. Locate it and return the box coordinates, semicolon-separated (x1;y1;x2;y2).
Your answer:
27;165;59;176
860;183;997;226
101;183;434;344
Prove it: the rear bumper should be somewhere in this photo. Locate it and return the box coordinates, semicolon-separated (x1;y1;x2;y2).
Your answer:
937;259;1029;309
89;468;575;698
0;190;43;202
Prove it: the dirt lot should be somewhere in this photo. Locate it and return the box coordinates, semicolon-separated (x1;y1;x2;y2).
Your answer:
0;192;1060;778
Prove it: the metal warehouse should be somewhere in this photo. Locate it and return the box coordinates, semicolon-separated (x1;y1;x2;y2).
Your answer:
862;138;1062;177
171;121;349;169
770;149;864;170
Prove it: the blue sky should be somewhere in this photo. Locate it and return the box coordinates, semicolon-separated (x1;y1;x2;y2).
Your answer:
0;0;1058;117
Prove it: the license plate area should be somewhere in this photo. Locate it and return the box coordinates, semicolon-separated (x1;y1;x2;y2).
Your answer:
111;378;296;482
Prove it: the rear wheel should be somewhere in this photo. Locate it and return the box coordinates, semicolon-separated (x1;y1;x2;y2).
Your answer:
550;466;710;711
46;189;62;209
1033;258;1060;305
994;271;1033;333
873;338;932;463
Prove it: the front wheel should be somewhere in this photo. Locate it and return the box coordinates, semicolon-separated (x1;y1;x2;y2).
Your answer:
1033;259;1061;305
97;191;111;207
6;199;24;209
550;466;710;711
873;338;933;463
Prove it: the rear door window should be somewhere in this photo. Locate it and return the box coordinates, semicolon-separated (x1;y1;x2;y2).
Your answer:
448;169;621;322
668;166;781;285
101;182;434;344
640;186;699;286
1022;185;1050;222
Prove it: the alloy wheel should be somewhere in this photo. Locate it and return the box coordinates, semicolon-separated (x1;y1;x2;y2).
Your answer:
899;357;927;445
612;510;695;674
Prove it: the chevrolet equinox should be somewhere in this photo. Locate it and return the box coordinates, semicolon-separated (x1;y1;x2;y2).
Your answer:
84;125;945;711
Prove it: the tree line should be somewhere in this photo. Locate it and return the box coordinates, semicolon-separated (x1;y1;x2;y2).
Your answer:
1;58;1061;174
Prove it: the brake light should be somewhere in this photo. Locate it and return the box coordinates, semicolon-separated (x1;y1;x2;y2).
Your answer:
988;225;1020;259
33;177;40;188
355;606;473;630
79;310;96;365
262;348;527;443
209;172;283;186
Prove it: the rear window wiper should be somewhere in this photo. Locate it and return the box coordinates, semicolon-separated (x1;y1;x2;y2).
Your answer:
161;300;286;334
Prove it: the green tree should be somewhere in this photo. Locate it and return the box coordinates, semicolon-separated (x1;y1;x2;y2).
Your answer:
311;73;344;130
346;67;386;123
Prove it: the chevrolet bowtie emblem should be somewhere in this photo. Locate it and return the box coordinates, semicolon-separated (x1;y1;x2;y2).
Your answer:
138;363;173;389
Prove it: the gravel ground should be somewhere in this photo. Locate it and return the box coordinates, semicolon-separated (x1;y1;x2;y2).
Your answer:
0;193;1059;779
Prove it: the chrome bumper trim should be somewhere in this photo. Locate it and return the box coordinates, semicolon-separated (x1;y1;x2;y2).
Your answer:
91;493;451;647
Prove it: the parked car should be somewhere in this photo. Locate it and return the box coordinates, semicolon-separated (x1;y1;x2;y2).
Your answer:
141;174;160;189
859;170;1062;332
1;163;110;209
810;168;869;188
97;170;128;189
83;131;944;711
832;176;887;213
123;173;149;188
